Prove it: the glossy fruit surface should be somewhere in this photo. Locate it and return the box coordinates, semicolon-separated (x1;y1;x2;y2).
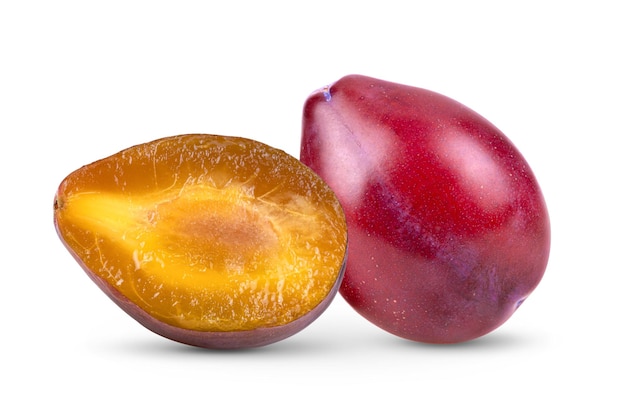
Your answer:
54;134;347;349
301;75;550;344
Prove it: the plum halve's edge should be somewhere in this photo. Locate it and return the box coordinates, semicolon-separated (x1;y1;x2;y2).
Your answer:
63;237;348;350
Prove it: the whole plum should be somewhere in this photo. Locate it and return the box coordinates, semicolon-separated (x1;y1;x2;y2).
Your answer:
300;74;550;344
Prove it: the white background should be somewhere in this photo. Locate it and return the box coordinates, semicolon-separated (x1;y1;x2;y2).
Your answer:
2;1;624;397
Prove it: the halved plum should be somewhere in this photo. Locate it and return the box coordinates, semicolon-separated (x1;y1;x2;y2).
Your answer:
54;134;347;349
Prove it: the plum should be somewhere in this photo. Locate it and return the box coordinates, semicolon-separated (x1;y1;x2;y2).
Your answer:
54;134;347;349
301;74;550;344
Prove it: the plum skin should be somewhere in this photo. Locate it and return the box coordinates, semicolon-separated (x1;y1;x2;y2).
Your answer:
301;75;550;344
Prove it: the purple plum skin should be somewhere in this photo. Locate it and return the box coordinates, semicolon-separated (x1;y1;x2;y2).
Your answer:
300;74;550;344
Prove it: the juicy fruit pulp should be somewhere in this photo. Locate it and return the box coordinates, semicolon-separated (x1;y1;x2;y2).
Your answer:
54;134;347;348
301;75;550;344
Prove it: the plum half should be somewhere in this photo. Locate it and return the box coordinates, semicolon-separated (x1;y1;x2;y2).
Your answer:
301;75;550;344
54;134;347;349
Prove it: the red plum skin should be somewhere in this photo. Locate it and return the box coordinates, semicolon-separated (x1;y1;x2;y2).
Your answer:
300;75;550;344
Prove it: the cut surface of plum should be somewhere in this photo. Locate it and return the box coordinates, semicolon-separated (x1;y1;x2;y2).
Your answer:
54;134;347;348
